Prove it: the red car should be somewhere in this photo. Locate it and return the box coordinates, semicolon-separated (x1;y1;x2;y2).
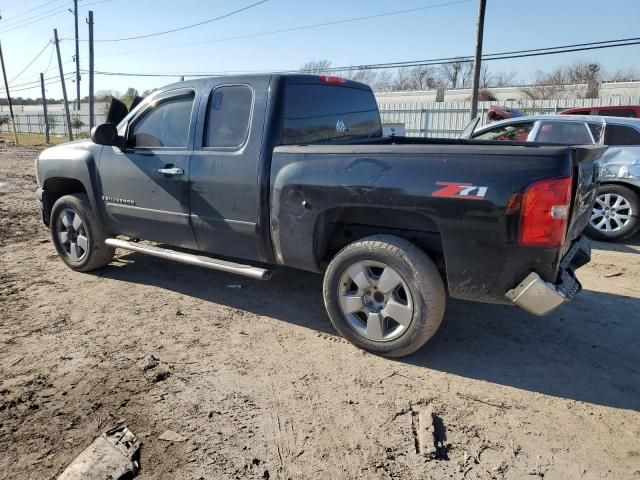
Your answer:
560;105;640;118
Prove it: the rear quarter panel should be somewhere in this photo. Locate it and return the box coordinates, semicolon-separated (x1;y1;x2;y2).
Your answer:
270;143;580;304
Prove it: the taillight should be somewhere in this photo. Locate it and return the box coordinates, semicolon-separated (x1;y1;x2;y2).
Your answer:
319;75;347;84
519;176;572;247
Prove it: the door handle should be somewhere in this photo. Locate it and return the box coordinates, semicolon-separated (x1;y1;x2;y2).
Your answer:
158;167;184;176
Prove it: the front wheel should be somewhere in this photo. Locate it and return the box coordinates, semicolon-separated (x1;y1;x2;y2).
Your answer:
586;185;639;242
50;193;115;271
323;235;446;358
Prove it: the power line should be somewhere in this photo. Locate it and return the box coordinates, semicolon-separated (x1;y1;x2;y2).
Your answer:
2;0;66;22
65;0;268;43
8;41;52;83
381;36;640;68
2;74;60;90
0;0;109;34
0;2;70;32
43;41;56;72
82;37;640;78
0;73;74;94
77;0;471;58
0;0;39;12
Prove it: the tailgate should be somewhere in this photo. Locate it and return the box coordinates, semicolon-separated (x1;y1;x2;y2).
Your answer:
563;146;606;253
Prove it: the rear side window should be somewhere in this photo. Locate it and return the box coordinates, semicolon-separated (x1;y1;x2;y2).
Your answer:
282;84;382;144
536;121;593;144
131;92;194;148
473;122;534;141
605;125;640;145
205;85;253;148
598;109;637;118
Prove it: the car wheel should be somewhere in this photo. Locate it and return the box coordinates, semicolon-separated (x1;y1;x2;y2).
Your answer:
50;193;115;271
323;235;446;358
585;185;639;242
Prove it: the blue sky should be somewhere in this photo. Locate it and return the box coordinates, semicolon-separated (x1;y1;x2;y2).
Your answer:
1;0;639;99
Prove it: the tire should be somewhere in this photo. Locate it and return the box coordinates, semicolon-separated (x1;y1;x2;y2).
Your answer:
50;193;115;272
585;184;640;242
323;235;446;358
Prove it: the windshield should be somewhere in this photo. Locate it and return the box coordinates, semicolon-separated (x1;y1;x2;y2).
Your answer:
473;122;534;142
459;116;481;139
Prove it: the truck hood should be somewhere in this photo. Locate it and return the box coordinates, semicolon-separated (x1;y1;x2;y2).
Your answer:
38;140;97;161
36;140;103;188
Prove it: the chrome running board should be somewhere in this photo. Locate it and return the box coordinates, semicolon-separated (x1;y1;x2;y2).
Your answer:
105;238;271;281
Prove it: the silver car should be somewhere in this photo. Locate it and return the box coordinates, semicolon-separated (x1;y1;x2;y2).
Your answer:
466;115;640;242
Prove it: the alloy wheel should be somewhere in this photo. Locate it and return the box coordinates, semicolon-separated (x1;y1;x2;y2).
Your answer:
55;208;89;262
590;193;633;233
337;260;413;342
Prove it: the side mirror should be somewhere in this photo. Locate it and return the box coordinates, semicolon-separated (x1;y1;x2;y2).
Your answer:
91;123;119;146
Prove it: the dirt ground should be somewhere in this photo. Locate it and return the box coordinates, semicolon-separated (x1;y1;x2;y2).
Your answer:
1;145;639;480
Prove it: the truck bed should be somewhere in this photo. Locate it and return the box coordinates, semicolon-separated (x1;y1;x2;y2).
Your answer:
270;141;603;304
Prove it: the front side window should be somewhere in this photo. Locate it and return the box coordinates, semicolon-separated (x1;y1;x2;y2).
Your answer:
535;121;593;144
473;122;534;142
131;92;194;148
205;85;253;148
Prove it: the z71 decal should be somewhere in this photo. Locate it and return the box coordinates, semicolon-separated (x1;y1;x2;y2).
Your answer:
432;182;488;200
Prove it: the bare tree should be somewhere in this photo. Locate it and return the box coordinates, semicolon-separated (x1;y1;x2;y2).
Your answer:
410;66;441;89
371;70;394;91
388;66;442;90
300;59;332;75
565;61;601;84
480;67;518;88
478;88;497;101
438;61;473;89
521;70;567;99
491;70;518;87
606;67;638;82
345;68;379;86
521;61;603;99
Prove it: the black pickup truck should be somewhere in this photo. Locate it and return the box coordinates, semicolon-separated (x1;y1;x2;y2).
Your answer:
35;74;602;357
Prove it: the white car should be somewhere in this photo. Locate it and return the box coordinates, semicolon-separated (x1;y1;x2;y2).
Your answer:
464;115;640;242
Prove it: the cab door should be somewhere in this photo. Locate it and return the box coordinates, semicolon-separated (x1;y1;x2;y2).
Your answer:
189;78;270;261
98;88;199;248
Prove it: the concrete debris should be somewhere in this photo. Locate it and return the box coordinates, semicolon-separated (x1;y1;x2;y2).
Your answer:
418;405;437;457
57;425;140;480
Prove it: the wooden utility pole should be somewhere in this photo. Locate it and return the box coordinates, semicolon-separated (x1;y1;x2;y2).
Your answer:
40;73;50;144
88;10;94;129
54;28;73;141
74;0;81;111
469;0;486;120
0;41;19;145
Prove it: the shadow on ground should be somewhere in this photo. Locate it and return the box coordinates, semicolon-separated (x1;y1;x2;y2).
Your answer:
590;232;640;254
97;251;640;412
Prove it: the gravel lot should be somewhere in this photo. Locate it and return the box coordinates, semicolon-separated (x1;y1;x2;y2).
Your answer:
1;146;639;480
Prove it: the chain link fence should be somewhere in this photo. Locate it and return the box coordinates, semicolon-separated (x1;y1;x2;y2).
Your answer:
0;112;107;137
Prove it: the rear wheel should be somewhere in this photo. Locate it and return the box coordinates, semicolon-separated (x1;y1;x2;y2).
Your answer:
50;194;115;271
323;235;446;357
586;185;639;242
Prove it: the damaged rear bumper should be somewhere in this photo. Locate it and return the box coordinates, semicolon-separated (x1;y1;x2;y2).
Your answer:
506;236;590;316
